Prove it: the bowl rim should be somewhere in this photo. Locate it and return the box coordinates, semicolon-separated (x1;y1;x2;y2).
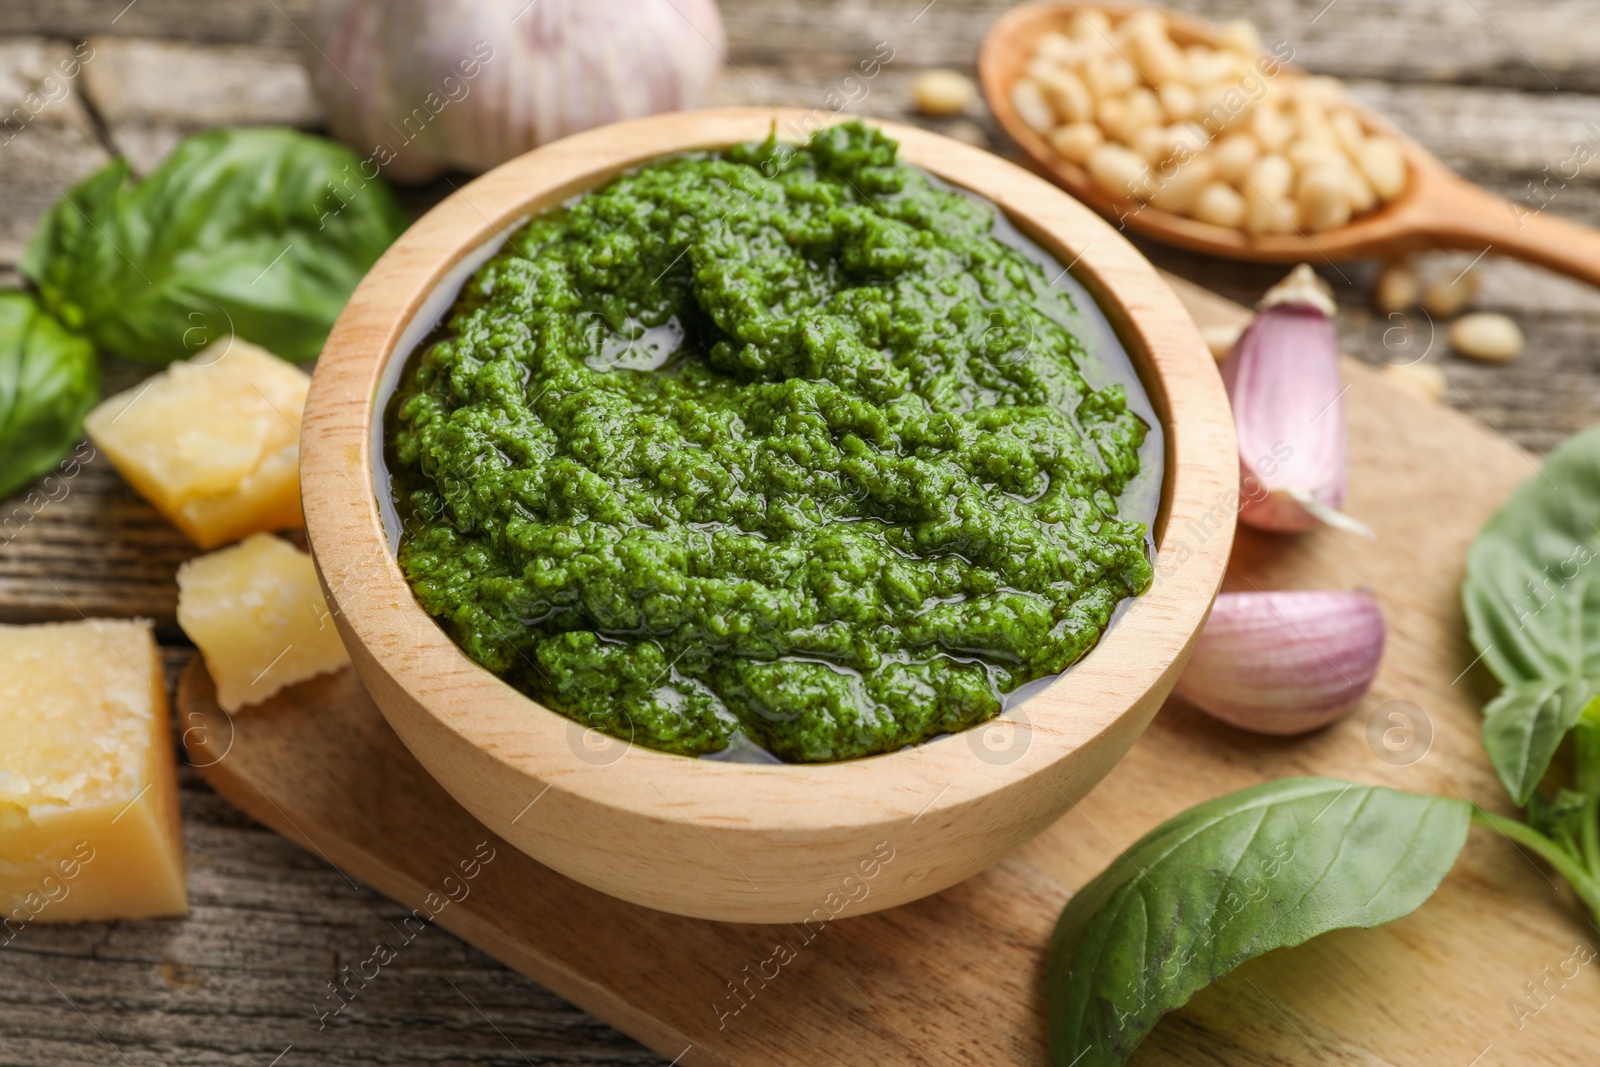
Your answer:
301;107;1236;840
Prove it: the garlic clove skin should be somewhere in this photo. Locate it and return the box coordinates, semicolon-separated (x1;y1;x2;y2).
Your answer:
304;0;728;182
1226;265;1367;536
1175;590;1386;736
1227;304;1345;532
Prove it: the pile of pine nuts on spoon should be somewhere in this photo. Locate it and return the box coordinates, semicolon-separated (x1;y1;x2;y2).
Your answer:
1010;8;1408;234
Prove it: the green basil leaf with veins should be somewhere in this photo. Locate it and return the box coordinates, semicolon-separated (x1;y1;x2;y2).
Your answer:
1527;785;1590;844
21;126;408;364
1463;423;1600;803
1482;679;1592;806
0;290;97;501
1046;777;1470;1067
1578;700;1600;795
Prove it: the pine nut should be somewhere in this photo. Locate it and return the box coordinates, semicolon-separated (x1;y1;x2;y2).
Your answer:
1011;79;1055;133
913;69;977;116
1243;185;1296;234
1297;166;1352;232
1332;111;1366;157
1186;46;1241;87
1133;124;1173;165
1068;10;1111;42
1037;32;1081;65
1287;139;1347;173
1087;143;1150;198
1450;312;1524;362
1149;157;1216;214
1119;87;1164;141
1246;154;1294;200
1191;182;1247;228
1038;67;1094;124
1218;19;1264;57
1158;80;1198;122
1211;133;1260;183
1133;32;1188;85
1250;102;1294;151
1096;95;1129;141
1373;262;1420;314
1046;122;1104;165
1422;268;1480;318
1357;137;1407;200
1346;168;1377;214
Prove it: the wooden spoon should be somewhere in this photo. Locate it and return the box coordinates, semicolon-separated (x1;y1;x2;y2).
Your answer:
979;1;1600;287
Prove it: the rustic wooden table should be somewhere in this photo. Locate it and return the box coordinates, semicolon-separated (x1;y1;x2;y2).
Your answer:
2;1;1597;1064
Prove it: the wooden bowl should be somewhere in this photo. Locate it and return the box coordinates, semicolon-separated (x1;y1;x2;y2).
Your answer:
301;108;1236;923
980;2;1600;287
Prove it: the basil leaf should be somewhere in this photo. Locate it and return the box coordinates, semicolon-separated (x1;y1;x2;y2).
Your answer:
1463;424;1600;802
1483;679;1591;805
1046;778;1470;1067
21;126;408;364
0;291;98;501
1578;705;1600;795
1527;785;1590;843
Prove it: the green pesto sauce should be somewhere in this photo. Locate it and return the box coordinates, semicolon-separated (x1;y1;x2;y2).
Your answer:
385;121;1155;764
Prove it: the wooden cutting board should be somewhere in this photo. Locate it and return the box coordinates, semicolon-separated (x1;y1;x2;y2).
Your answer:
181;276;1596;1066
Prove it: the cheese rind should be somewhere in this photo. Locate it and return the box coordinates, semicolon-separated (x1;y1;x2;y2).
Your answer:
0;619;187;926
84;339;310;549
177;533;350;712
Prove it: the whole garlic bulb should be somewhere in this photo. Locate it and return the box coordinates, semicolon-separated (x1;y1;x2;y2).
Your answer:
302;0;728;182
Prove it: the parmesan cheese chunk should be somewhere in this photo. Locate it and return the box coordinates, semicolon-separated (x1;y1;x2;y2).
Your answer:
177;533;350;712
0;619;187;927
85;340;310;549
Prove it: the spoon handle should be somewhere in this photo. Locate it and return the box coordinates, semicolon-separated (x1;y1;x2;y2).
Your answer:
1407;172;1600;289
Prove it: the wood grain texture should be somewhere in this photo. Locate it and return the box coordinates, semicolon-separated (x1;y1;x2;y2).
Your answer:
5;0;1599;94
0;37;109;263
81;36;320;173
2;648;666;1067
300;107;1236;922
180;341;1599;1066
